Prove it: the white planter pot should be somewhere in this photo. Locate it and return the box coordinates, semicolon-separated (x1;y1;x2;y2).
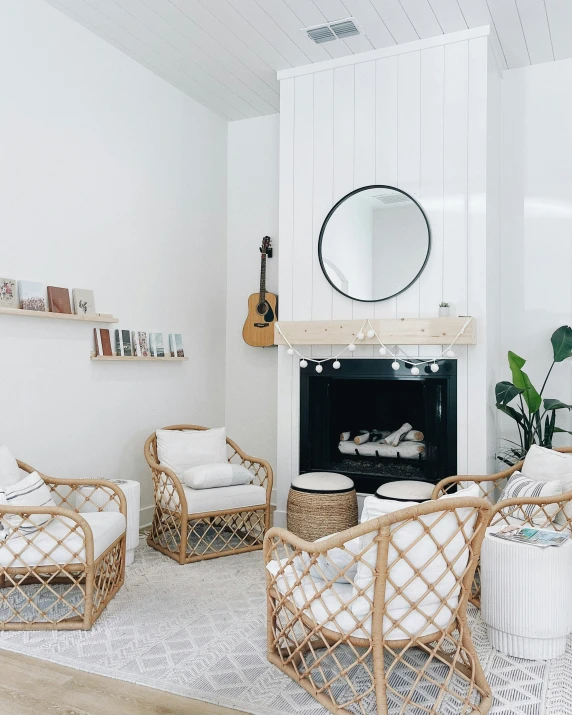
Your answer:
439;306;450;317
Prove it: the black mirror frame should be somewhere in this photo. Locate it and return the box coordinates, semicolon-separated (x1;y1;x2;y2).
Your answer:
317;184;431;303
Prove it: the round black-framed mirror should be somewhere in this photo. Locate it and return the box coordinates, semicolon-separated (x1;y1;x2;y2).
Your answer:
318;185;431;303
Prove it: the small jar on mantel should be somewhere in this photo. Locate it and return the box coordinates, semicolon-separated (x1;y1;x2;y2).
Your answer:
439;303;451;317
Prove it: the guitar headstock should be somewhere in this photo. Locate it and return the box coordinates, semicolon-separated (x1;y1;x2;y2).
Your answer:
260;236;273;258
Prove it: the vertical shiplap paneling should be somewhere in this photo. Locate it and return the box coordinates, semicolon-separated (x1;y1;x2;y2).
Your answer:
443;41;469;315
467;36;489;474
331;64;355;321
292;74;314;322
443;41;469;475
311;70;335;358
275;77;295;524
396;50;421;357
278;77;295;321
419;45;445;360
374;55;398;321
353;60;376;355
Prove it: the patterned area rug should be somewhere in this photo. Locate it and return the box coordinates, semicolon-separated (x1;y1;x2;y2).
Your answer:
0;539;568;715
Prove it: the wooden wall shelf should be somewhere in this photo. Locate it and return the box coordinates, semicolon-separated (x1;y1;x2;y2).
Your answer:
91;355;187;362
274;317;476;346
0;307;118;323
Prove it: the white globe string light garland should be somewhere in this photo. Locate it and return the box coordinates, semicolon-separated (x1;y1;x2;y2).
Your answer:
275;316;473;375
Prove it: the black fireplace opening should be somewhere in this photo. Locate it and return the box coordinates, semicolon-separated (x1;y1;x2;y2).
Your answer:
299;359;457;494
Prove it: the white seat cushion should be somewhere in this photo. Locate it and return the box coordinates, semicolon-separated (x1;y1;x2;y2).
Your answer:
0;511;126;568
183;484;266;514
292;472;354;492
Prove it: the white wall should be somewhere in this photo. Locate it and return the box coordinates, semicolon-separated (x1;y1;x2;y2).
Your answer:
0;0;228;523
226;116;279;485
500;58;572;445
275;29;501;525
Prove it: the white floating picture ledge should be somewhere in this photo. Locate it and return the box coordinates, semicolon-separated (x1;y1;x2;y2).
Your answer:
0;306;119;323
90;354;187;362
274;317;476;346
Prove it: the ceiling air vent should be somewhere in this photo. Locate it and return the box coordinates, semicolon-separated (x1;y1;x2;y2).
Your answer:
304;18;361;44
373;192;409;206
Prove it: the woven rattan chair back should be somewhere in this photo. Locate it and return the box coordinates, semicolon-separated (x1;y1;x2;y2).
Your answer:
0;461;126;631
433;446;572;605
145;425;273;564
265;496;492;715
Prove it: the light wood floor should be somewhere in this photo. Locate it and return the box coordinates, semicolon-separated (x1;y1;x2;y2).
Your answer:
0;650;249;715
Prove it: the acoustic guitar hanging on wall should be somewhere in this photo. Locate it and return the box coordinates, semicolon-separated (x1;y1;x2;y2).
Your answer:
242;236;278;347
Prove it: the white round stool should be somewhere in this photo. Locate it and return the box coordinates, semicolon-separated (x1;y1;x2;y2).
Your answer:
376;480;434;503
77;479;141;566
481;528;572;659
287;472;357;541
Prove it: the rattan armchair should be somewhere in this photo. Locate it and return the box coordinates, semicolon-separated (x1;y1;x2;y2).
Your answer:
0;460;127;630
432;446;572;606
265;496;492;715
145;425;273;564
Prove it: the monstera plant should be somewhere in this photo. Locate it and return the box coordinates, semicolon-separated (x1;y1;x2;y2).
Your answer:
496;325;572;466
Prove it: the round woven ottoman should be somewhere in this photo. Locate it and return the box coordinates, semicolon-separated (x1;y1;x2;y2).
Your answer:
481;527;572;659
287;472;358;541
376;480;434;503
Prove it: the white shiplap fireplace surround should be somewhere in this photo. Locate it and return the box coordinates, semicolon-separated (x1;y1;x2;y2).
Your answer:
274;27;501;527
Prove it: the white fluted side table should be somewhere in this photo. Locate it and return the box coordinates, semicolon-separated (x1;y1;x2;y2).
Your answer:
481;528;572;659
77;479;140;566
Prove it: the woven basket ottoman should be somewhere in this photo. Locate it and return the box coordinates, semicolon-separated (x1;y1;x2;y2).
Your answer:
287;472;358;541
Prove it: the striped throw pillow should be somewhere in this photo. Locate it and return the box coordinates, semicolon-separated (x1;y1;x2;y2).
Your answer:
0;471;57;540
498;471;562;526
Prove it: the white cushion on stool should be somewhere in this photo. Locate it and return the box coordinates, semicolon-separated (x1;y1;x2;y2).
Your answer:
292;473;354;493
376;480;434;502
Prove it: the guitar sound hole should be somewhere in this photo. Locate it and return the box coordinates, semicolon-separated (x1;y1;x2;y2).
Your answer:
256;302;268;315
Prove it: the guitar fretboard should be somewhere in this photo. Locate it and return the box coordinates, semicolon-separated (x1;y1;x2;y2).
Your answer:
259;253;266;304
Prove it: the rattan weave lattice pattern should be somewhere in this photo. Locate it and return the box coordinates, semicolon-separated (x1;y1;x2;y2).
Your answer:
432;446;572;606
287;487;358;542
0;460;126;631
145;425;273;565
265;497;492;715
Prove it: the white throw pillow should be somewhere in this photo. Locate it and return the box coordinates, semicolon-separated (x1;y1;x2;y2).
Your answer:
182;463;253;489
0;445;21;487
498;470;562;527
0;471;57;540
522;445;572;524
156;427;227;478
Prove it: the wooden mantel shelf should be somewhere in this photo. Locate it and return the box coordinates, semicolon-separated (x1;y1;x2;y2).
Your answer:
274;317;476;346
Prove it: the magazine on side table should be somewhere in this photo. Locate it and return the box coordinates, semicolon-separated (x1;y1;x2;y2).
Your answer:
490;525;569;548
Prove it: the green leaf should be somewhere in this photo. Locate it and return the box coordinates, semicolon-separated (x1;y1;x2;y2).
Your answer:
543;398;572;410
496;403;524;423
551;325;572;362
507;351;541;413
495;381;523;405
553;427;572;435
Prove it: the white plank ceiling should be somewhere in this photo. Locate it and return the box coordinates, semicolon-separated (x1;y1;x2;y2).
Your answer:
45;0;571;120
